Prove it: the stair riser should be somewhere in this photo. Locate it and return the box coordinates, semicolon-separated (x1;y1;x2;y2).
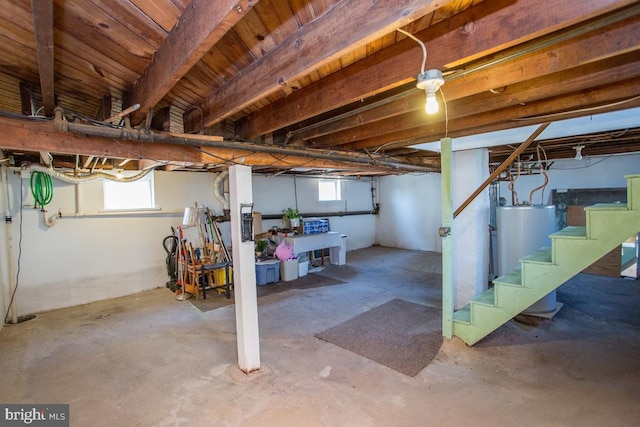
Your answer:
494;284;529;306
550;238;624;269
453;175;640;346
627;175;640;210
586;210;640;240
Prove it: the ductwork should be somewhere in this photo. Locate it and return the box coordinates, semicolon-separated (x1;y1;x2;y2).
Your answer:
27;164;154;184
213;171;229;211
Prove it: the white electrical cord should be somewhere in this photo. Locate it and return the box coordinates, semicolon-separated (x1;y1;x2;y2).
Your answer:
397;28;427;74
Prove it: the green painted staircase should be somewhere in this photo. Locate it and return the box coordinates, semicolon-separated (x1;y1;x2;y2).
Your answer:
453;174;640;346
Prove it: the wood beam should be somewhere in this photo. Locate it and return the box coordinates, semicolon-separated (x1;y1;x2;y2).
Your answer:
150;106;172;132
127;0;256;124
0;116;200;163
0;116;437;172
95;94;112;121
344;78;640;151
201;0;453;128
236;0;639;138
19;81;34;115
197;149;420;172
311;18;640;147
299;49;640;143
30;0;55;116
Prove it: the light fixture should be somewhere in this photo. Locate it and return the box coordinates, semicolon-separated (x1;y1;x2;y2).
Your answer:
397;29;444;115
417;69;444;114
115;169;123;179
574;145;584;160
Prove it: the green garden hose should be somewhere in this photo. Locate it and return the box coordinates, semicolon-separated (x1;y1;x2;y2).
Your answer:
30;171;53;210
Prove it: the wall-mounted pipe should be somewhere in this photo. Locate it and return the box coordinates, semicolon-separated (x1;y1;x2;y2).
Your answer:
44;209;184;228
260;209;378;221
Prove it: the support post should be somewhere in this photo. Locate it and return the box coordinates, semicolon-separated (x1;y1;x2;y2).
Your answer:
440;137;454;338
228;165;260;373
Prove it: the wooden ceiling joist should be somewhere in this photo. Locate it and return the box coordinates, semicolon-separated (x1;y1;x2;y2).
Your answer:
235;0;639;139
350;80;640;153
200;0;455;128
296;48;640;145
308;17;640;149
30;0;55;116
127;0;256;124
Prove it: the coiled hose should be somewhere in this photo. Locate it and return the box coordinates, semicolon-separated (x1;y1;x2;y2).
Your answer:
30;171;53;210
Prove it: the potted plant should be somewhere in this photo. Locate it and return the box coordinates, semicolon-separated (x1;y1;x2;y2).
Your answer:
282;207;301;228
255;239;268;258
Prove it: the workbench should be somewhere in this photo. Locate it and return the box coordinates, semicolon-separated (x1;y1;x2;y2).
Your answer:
279;231;346;265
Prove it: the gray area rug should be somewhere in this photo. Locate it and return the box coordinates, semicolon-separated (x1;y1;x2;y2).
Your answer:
315;298;443;377
189;273;345;313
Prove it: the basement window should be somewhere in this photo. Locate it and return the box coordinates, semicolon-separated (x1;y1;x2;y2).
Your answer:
318;179;341;201
103;173;156;211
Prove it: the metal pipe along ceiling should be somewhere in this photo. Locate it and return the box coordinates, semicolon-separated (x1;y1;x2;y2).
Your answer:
53;108;430;173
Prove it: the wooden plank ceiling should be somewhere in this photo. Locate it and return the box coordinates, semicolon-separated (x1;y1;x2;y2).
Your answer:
0;0;638;176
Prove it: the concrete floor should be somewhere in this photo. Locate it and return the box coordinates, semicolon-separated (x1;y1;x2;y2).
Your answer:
1;246;639;426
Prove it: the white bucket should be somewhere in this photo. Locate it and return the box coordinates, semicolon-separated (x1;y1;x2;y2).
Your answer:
298;260;309;277
280;259;299;281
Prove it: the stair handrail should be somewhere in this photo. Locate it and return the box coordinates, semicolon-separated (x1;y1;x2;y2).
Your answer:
453;122;550;219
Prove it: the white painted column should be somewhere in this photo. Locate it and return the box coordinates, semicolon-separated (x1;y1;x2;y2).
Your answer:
228;165;260;373
452;148;490;309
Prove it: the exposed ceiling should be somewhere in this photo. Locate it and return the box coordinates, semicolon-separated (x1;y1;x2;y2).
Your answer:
0;0;639;176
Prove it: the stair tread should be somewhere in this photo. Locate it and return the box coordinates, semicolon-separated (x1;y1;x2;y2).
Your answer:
453;305;472;325
551;226;586;239
521;247;552;264
585;203;628;211
493;270;522;287
470;287;496;307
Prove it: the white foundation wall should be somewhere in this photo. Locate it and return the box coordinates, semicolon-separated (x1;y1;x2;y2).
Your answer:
0;170;227;317
251;174;377;251
452;149;490;309
499;153;640;205
376;173;442;251
0;170;377;317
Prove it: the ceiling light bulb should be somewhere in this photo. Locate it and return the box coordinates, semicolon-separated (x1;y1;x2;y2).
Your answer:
574;145;584;160
116;169;123;179
425;91;439;114
416;69;444;115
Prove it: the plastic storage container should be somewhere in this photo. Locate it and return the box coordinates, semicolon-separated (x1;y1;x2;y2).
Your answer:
280;259;299;281
214;267;233;286
255;260;280;286
303;218;329;234
298;260;309;277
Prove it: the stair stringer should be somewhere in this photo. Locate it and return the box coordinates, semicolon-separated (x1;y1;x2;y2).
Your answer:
453;177;640;346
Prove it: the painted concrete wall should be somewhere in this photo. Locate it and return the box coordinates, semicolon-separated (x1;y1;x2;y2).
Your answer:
0;170;377;319
452;149;490;308
2;152;638;321
252;175;377;251
376;173;442;251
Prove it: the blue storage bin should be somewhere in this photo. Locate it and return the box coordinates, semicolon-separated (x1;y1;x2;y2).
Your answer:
256;260;280;285
303;218;329;234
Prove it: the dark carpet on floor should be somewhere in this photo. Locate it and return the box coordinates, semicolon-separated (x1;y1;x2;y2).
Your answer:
315;298;443;377
189;273;345;313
